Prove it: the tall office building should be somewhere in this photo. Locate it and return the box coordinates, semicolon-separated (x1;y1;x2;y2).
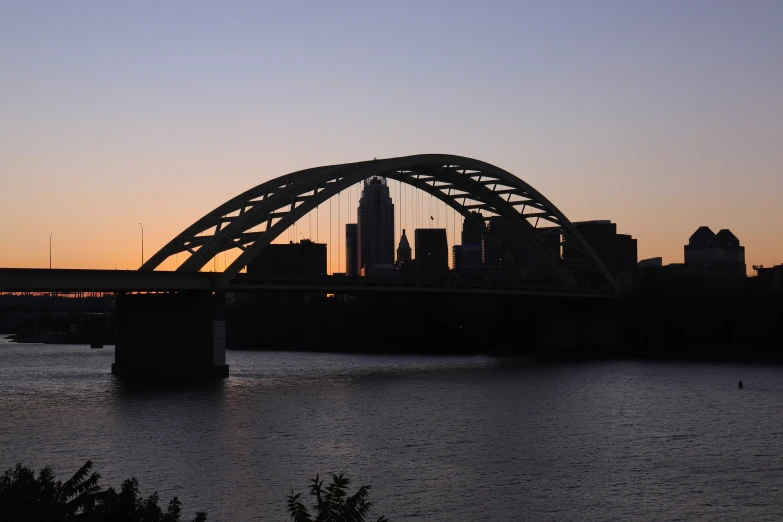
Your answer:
415;228;448;280
345;224;358;276
453;245;482;270
684;226;745;277
357;177;395;273
481;217;560;282
397;229;412;263
462;211;484;245
616;233;638;275
562;220;638;283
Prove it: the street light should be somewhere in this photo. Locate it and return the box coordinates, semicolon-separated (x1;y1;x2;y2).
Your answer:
49;230;54;270
137;223;144;267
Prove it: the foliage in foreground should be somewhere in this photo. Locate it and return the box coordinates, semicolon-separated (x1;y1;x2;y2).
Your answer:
1;461;387;522
0;460;206;522
286;472;387;522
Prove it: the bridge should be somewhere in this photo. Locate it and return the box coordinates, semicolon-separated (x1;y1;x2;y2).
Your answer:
0;269;613;298
0;154;621;379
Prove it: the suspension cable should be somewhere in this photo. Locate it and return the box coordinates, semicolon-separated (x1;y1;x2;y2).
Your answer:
338;190;341;273
401;178;404;235
429;194;432;228
453;206;457;246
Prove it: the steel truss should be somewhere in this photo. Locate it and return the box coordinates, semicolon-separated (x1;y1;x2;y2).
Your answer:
142;154;618;293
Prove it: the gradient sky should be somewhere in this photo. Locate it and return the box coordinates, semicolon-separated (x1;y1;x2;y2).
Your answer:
1;1;781;273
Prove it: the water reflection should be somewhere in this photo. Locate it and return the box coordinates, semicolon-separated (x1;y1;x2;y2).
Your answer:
2;344;783;521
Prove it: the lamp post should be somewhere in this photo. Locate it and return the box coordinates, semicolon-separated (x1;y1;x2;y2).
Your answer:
49;230;54;270
137;223;144;267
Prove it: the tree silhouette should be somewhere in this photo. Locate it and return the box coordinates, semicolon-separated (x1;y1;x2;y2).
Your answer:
0;461;207;522
287;472;387;522
2;462;385;522
0;460;100;521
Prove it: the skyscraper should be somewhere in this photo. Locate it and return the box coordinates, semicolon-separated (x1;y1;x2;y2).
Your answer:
357;177;394;272
345;224;358;276
415;228;448;280
562;220;638;284
462;211;484;245
481;216;561;283
397;229;412;263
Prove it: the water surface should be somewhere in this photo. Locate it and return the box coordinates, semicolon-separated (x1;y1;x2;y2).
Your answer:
1;338;782;521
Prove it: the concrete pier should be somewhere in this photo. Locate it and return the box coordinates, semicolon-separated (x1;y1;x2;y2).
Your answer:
112;291;229;379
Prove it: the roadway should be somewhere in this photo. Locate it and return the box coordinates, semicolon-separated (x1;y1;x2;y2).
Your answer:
0;268;214;292
0;268;615;298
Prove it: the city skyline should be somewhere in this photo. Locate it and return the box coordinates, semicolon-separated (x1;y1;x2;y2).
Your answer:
3;162;771;276
3;4;783;522
1;1;782;272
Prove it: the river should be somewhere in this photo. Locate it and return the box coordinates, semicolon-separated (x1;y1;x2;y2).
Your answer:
1;338;782;521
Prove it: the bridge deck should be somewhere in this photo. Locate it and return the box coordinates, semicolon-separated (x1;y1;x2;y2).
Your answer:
0;268;215;292
227;275;615;298
0;268;615;298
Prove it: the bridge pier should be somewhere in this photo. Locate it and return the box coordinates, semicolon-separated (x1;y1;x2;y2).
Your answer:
112;291;229;380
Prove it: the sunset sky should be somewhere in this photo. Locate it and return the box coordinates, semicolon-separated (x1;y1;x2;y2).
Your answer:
1;1;781;273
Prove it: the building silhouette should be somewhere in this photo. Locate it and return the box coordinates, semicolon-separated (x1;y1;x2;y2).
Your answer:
616;233;638;275
450;212;486;280
345;224;358;276
415;228;448;280
462;211;484;245
481;217;560;283
562;220;637;284
638;257;663;269
684;226;746;277
357;177;394;273
451;245;482;273
247;240;327;278
754;264;782;289
397;229;412;263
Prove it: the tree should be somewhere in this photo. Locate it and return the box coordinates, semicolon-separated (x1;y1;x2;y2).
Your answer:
286;472;387;522
0;460;100;522
2;462;386;522
0;461;207;522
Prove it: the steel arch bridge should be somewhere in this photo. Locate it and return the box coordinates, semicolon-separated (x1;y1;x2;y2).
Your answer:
142;154;618;294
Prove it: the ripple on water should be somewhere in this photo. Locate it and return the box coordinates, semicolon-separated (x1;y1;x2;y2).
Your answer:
2;343;783;521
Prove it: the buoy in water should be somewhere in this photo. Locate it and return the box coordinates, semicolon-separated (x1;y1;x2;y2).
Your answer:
738;380;743;389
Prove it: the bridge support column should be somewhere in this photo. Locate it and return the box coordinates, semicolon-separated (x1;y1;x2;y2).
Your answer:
112;291;229;379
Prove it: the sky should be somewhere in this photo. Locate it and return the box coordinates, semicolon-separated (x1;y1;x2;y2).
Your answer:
1;1;781;273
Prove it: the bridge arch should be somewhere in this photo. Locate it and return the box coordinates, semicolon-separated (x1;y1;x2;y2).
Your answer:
142;154;618;293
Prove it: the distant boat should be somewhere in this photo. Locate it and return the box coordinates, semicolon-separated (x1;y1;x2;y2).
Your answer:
91;342;104;349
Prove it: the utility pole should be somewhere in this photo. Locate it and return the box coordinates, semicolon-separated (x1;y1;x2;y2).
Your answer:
137;223;144;267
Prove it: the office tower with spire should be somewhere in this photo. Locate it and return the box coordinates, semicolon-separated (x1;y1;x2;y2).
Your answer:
357;176;395;273
397;229;412;263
